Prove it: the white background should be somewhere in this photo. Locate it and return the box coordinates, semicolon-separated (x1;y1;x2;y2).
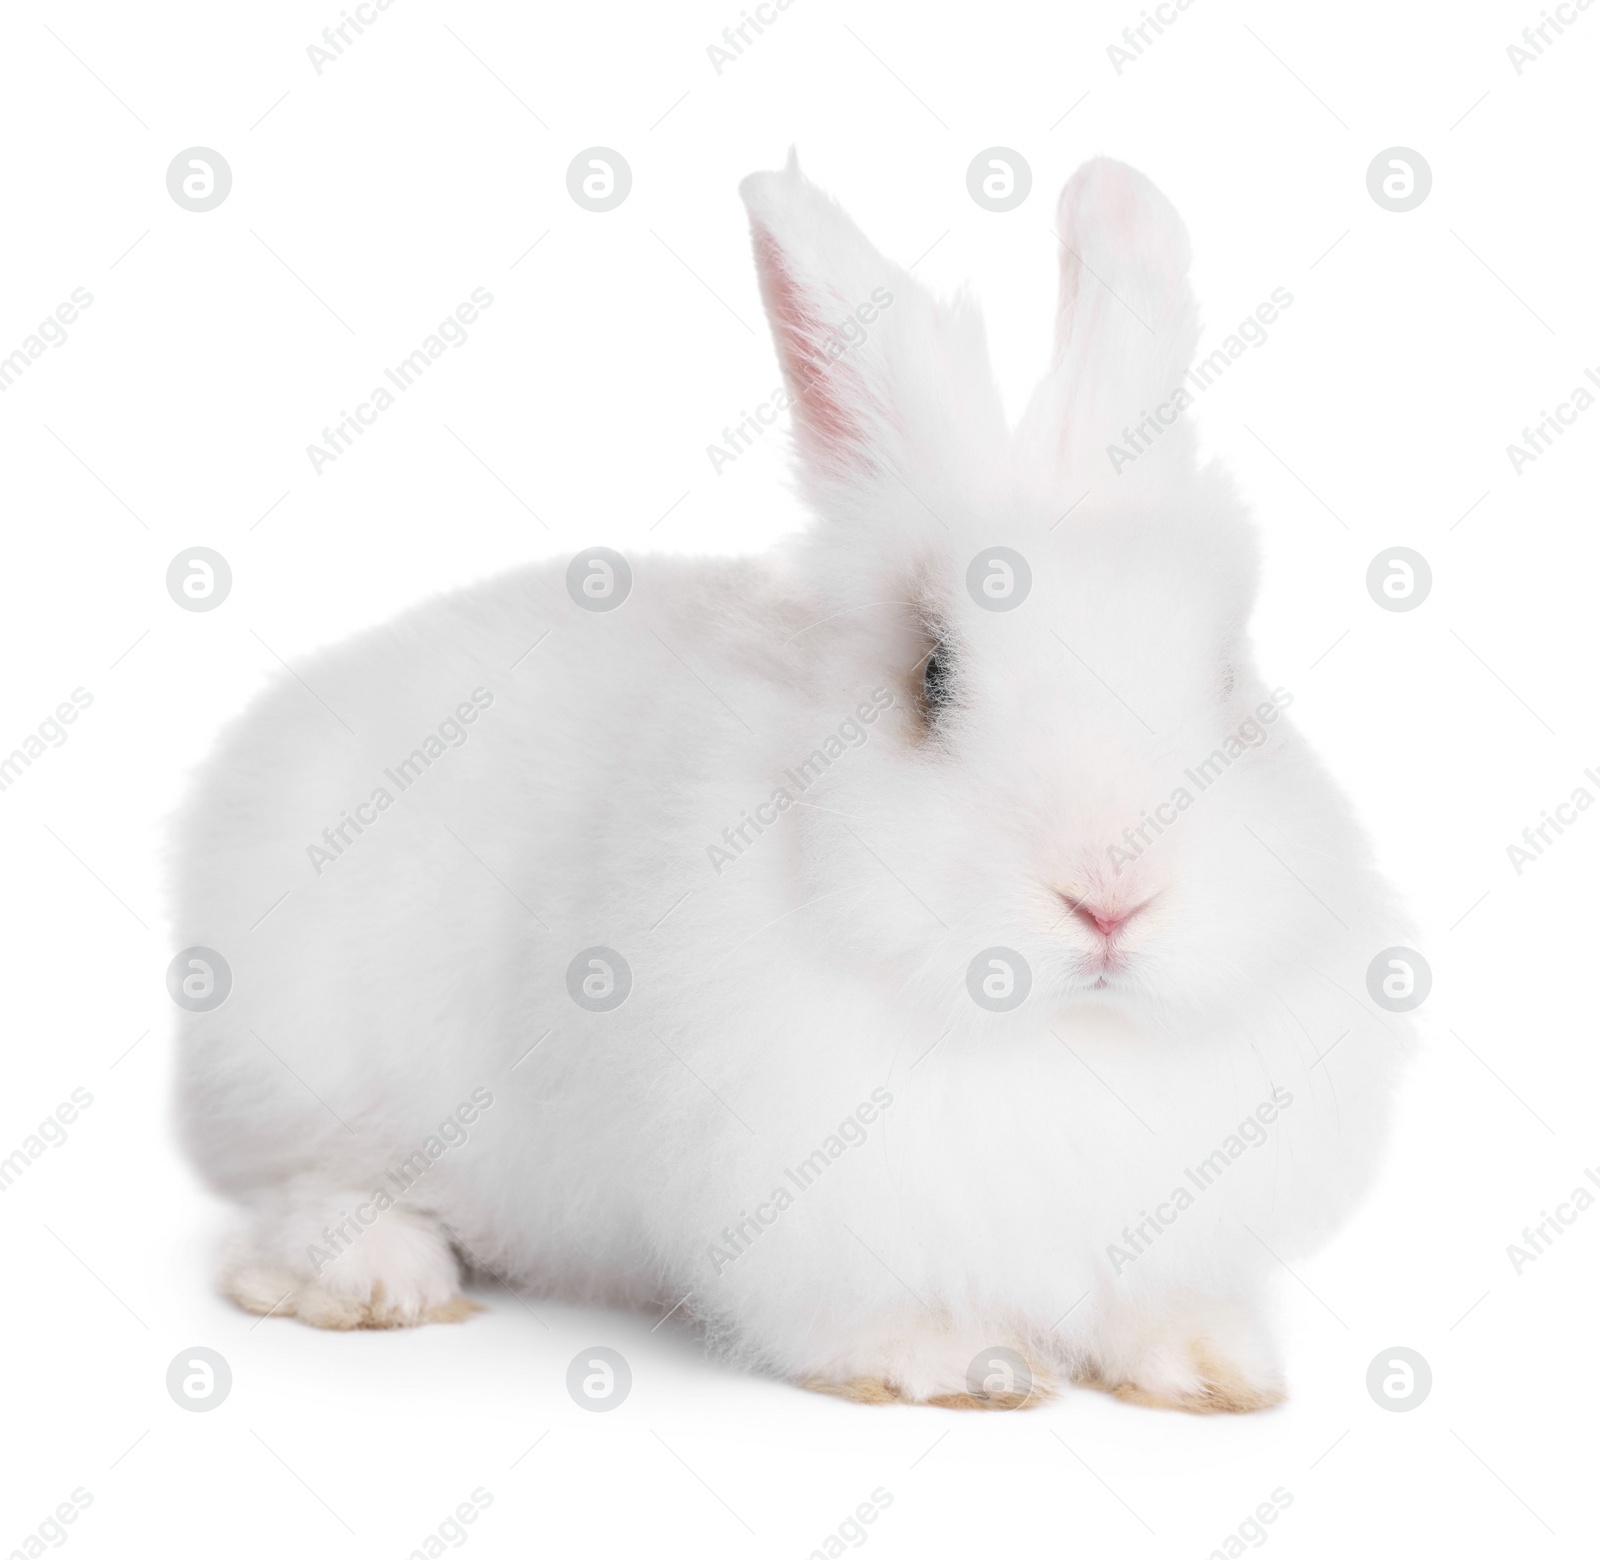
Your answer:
2;0;1597;1556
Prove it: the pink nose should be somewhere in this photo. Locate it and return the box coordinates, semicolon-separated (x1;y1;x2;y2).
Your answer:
1065;897;1141;939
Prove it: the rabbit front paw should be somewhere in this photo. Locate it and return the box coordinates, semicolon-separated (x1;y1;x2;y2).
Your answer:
222;1198;478;1330
1081;1296;1284;1414
798;1321;1054;1410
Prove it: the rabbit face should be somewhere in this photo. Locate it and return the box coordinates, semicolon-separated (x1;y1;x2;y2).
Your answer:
789;497;1348;1028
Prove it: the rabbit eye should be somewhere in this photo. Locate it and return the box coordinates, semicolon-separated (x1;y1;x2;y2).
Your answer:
923;644;954;713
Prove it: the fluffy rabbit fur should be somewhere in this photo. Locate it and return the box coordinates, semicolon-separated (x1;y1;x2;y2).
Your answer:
174;154;1409;1412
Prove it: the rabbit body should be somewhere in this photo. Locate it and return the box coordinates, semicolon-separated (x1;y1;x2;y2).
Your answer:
174;156;1407;1409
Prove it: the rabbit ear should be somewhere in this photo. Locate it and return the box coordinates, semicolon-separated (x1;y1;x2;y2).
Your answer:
1021;158;1200;475
740;151;1004;509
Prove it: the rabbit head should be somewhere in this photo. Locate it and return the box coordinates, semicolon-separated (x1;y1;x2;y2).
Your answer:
739;153;1383;1026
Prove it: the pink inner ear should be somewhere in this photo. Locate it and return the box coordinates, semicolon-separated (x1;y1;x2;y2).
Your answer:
750;225;867;467
1053;165;1143;363
1089;165;1142;241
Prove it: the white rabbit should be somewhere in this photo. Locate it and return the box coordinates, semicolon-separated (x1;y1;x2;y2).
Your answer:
173;153;1410;1411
